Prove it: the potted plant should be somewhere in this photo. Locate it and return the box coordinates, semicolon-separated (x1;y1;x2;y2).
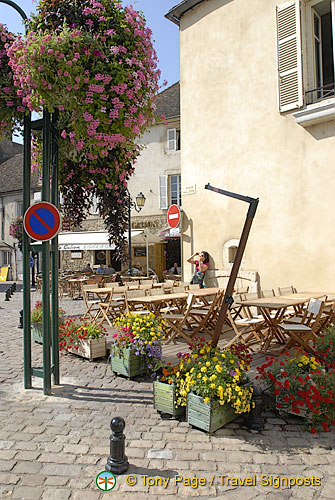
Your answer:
30;301;65;343
59;317;107;361
257;351;335;433
110;312;165;379
186;343;254;433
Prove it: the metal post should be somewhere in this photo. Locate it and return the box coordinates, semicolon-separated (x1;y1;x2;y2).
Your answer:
51;111;59;385
204;184;259;347
42;109;51;395
23;113;32;388
106;417;129;475
128;194;132;274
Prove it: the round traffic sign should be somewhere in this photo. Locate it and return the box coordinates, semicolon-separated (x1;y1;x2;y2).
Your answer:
24;202;61;242
167;204;181;228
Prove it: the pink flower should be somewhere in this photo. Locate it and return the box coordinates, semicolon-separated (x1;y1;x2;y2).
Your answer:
61;130;67;139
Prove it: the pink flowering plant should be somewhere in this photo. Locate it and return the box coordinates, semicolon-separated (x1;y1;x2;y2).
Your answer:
3;0;162;259
9;217;23;243
0;23;25;139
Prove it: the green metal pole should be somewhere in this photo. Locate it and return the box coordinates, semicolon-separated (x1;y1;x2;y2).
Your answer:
51;111;59;385
42;109;51;395
23;113;32;389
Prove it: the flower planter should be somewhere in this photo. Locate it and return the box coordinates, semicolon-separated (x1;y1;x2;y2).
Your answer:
110;345;147;379
68;337;107;362
187;392;238;433
153;380;186;418
32;324;44;344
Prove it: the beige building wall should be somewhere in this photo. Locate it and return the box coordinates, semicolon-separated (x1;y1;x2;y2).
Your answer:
179;0;335;291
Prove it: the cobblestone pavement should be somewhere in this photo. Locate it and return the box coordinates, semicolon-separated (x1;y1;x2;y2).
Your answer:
0;290;335;500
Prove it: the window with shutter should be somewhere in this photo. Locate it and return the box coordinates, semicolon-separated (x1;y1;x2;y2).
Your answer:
167;129;176;151
276;0;303;112
158;175;168;209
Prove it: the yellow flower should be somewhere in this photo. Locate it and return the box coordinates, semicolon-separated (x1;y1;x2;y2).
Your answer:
209;374;217;381
216;365;222;373
201;366;207;373
202;376;208;382
206;361;211;367
200;349;205;354
210;383;216;389
230;360;235;364
204;397;210;403
197;373;202;379
213;357;218;362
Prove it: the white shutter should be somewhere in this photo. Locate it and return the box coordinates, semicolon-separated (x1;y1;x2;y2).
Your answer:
276;1;303;112
158;175;168;209
167;129;176;151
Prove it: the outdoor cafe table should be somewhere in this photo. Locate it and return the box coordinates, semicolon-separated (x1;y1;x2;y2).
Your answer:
126;287;222;315
236;292;326;351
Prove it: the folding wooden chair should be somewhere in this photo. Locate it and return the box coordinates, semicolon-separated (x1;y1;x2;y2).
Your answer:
278;299;326;354
278;285;297;295
162;293;196;344
261;289;276;298
187;291;224;337
98;289;126;326
104;282;120;289
82;284;101;320
125;289;150;314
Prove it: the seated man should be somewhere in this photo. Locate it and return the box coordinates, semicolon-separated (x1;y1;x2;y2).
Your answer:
81;263;93;273
96;264;105;274
104;265;116;275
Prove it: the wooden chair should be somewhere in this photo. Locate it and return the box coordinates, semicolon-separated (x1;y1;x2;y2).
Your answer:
261;289;276;298
187;291;224;336
82;284;101;320
104;282;120;289
173;286;187;293
98;290;126;326
162;293;196;344
278;285;297;295
278;299;326;354
125;289;149;314
146;288;164;296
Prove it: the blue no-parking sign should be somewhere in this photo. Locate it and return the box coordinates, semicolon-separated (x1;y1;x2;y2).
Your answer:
24;202;61;242
30;257;34;268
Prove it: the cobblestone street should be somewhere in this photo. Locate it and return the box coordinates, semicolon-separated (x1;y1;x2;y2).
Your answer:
0;290;335;500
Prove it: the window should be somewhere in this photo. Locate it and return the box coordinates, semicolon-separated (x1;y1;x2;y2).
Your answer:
167;128;181;151
228;246;238;264
307;1;334;103
15;201;23;217
2;251;11;266
90;194;99;215
158;175;168;209
169;175;182;206
276;0;334;114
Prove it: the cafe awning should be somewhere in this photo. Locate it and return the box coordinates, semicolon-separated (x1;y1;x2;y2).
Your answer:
58;231;142;251
159;227;181;240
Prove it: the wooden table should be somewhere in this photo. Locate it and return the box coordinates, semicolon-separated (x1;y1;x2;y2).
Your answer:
127;292;187;315
127;288;222;315
236;292;326;351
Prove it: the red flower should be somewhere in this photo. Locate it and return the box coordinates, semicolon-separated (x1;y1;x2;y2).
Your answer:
276;402;282;409
311;428;317;434
284;380;290;389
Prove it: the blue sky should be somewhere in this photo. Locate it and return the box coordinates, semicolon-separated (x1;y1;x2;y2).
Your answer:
0;0;180;88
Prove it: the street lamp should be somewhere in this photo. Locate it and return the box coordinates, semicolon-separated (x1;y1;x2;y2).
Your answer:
128;192;146;274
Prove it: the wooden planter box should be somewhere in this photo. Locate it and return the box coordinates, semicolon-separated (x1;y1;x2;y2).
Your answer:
153;380;186;418
187;392;238;433
68;337;107;362
32;320;64;344
110;345;147;378
32;324;44;344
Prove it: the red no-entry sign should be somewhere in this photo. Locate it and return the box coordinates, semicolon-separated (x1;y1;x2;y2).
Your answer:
167;204;181;228
24;202;61;242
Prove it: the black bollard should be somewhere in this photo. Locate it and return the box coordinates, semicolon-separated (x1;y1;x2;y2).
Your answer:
5;289;10;301
9;285;14;296
13;283;16;292
246;384;264;431
106;417;129;475
18;310;23;329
